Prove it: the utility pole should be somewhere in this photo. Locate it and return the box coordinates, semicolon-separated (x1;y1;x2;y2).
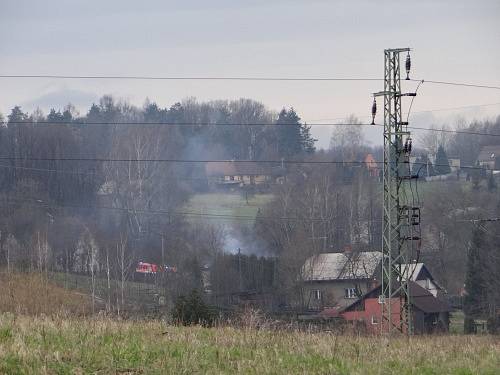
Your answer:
373;48;420;335
238;248;242;292
161;235;165;266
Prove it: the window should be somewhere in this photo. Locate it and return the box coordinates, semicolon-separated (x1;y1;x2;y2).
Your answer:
345;287;358;299
312;289;321;300
371;315;379;325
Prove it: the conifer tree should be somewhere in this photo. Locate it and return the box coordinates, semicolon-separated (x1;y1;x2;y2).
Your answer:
275;108;315;158
464;227;487;320
434;145;451;175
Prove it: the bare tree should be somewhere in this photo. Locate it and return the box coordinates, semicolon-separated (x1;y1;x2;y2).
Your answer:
4;233;21;274
116;232;133;314
417;124;452;155
77;228;100;314
329;115;364;161
105;246;111;313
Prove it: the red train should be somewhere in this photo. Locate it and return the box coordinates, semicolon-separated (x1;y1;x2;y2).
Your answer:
135;262;177;274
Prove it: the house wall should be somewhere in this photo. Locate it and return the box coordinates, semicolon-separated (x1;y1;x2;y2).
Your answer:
415;279;439;297
341;297;448;334
224;175;241;182
342;297;405;334
449;158;461;172
220;174;271;185
479;160;496;170
304;279;375;310
241;175;270;185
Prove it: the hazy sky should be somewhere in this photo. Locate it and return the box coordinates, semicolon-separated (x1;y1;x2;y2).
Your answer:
1;0;499;148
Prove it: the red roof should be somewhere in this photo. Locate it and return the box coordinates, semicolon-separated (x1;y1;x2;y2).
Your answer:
364;154;378;168
340;281;450;314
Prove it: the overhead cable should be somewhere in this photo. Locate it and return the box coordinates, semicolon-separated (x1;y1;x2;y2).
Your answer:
1;74;499;89
0;156;491;171
1;197;381;223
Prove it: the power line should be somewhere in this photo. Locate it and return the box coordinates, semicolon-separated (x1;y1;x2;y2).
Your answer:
403;125;500;137
457;217;500;223
5;120;500;137
0;163;232;183
0;162;291;186
2;74;499;90
411;79;500;90
0;156;490;171
0;74;381;82
0;157;340;165
7;120;373;127
1;197;379;223
1;74;499;90
0;163;98;176
410;102;500;115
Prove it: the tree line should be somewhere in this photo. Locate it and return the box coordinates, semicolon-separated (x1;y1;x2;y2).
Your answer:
0;96;315;312
0;96;498;318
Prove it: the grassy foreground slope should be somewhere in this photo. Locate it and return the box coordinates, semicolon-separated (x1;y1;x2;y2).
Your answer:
0;272;92;316
0;316;499;375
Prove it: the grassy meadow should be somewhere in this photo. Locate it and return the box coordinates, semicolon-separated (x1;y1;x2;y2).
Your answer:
1;272;499;374
0;315;499;374
183;192;274;225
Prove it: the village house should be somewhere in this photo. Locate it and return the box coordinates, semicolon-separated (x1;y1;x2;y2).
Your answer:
205;161;285;188
364;154;379;177
477;145;500;170
400;262;445;298
302;251;383;311
448;157;461;173
334;282;451;334
302;251;445;311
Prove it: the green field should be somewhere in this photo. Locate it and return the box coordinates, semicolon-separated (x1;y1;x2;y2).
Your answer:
184;193;274;225
0;315;498;375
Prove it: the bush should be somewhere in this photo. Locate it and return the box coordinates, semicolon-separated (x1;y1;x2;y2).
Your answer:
486;315;500;334
464;316;476;334
172;289;216;326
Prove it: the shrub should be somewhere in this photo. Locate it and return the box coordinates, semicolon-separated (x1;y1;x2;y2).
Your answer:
172;289;216;326
486;315;500;334
464;316;476;334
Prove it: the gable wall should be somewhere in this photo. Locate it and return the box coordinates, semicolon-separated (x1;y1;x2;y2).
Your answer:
304;279;375;310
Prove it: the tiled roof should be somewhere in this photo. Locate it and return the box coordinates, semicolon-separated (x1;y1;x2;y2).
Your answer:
341;281;451;313
302;251;383;281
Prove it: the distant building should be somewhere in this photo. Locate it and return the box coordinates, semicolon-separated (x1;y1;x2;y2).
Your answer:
448;157;461;173
399;262;445;298
364;154;379;177
477;145;500;170
409;155;418;171
205;161;285;188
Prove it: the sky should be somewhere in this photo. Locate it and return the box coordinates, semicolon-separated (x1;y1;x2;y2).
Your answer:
1;0;499;149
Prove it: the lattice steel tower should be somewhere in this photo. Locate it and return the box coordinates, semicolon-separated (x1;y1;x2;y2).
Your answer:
372;48;420;335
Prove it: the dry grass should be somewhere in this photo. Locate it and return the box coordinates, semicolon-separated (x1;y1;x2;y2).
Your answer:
0;272;92;316
0;314;498;374
0;275;498;374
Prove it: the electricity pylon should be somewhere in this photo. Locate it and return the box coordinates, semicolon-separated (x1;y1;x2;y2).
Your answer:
373;48;420;335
